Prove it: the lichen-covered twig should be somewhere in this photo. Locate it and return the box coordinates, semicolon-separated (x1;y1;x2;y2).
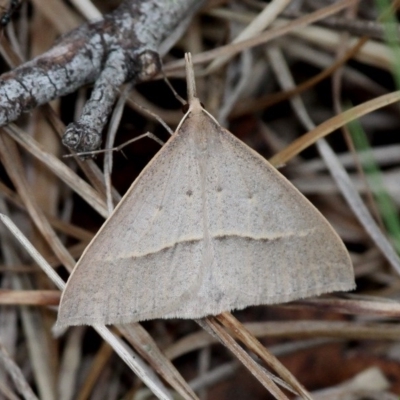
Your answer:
0;0;203;153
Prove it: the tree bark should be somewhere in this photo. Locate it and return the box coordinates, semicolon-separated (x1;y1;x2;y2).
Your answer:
0;0;204;152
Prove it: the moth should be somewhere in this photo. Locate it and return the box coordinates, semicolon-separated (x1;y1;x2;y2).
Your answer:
56;53;355;330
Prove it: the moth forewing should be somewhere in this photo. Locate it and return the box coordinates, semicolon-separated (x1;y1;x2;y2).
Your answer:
55;53;355;331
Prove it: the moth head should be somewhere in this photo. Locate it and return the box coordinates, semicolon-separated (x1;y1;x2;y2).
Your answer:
182;97;204;115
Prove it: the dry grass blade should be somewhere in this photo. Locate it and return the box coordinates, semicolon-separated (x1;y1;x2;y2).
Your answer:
301;367;390;400
104;83;135;213
269;90;400;167
188;361;239;393
0;289;59;305
0;214;173;400
164;0;359;74
294;296;400;318
57;327;84;400
216;312;313;400
0;382;20;400
206;0;291;73
0;339;38;400
0;135;76;272
118;323;199;400
269;43;400;274
206;9;392;71
74;340;113;400
165;319;400;361
331;15;384;234
0;180;93;241
244;320;400;340
316;139;400;274
267;44;400;276
17;305;56;400
289;23;392;70
199;317;290;400
69;0;102;20
31;0;80;34
92;326;173;400
5;125;108;218
0;202;57;400
231;36;369;117
295;145;400;173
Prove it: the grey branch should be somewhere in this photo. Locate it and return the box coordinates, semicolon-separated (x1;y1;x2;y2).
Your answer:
0;0;203;153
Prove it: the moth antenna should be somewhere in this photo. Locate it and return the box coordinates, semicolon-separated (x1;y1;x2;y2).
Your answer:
161;70;185;105
185;53;197;102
